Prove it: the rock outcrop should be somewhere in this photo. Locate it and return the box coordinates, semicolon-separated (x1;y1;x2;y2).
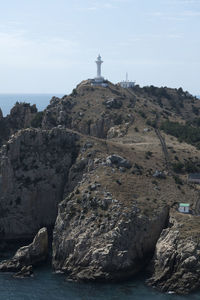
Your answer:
52;185;169;281
0;102;38;146
0;82;200;294
41;81;135;138
106;154;132;169
8;102;37;130
107;123;129;139
0;108;3;120
0;127;80;240
0;227;48;274
147;213;200;294
103;98;123;109
14;265;33;278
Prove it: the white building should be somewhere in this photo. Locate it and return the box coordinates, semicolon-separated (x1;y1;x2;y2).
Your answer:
178;203;190;214
91;54;108;87
188;173;200;184
119;73;135;88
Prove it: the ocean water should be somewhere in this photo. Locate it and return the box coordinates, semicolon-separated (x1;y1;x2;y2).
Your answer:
0;265;199;300
0;93;199;299
0;93;64;117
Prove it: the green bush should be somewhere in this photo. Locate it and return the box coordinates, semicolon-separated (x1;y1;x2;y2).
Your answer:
172;162;184;173
184;161;199;173
173;175;183;185
138;110;146;119
161;120;200;149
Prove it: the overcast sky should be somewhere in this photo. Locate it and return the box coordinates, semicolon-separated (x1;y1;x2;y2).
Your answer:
0;0;199;95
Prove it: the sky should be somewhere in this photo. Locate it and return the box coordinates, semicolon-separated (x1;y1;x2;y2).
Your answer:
0;0;199;95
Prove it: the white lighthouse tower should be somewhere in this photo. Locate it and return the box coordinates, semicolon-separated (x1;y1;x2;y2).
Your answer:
96;54;103;79
92;54;107;87
93;54;106;85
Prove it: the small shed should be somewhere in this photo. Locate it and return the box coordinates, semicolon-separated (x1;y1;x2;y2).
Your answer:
178;203;190;214
188;173;200;184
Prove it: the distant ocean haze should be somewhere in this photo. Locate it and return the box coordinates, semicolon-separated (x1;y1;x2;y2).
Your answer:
0;94;64;117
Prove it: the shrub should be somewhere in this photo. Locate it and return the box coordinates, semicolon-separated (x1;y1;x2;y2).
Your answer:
138;110;146;119
184;161;199;173
145;151;153;158
161;120;200;149
71;89;77;96
172;162;184;173
192;105;199;115
173;175;183;185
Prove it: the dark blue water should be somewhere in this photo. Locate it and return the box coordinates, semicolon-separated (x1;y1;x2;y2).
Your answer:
0;94;64;116
0;265;199;300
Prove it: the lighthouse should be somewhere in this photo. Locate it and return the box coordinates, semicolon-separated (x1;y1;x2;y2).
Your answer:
92;54;107;87
96;54;103;78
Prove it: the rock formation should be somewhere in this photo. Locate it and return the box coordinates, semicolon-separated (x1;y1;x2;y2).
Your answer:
0;127;80;240
52;180;169;281
0;108;3;120
147;212;200;294
41;82;135;138
0;82;199;294
8;102;37;130
0;102;37;146
0;227;48;275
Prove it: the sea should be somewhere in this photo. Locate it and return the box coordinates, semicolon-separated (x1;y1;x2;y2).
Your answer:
0;93;64;117
0;264;200;300
0;93;199;299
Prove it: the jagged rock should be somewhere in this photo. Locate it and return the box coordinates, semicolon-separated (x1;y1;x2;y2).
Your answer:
84;142;94;149
0;108;3;119
103;98;123;109
89;184;97;191
0;103;38;146
116;179;122;185
89;118;114;138
147;216;200;294
13;265;33;278
52;188;169;281
0;128;80;239
106;154;132;169
0;227;48;273
153;170;166;179
107;124;129;139
9;102;37;130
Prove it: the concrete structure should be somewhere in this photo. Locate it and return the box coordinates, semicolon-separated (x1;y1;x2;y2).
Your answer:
119;73;135;88
178;203;190;214
91;54;108;87
188;173;200;184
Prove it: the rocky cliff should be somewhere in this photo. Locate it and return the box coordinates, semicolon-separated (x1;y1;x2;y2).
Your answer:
41;81;135;138
147;211;200;294
0;102;37;146
0;227;48;276
0;127;80;240
0;82;200;294
52;191;169;281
